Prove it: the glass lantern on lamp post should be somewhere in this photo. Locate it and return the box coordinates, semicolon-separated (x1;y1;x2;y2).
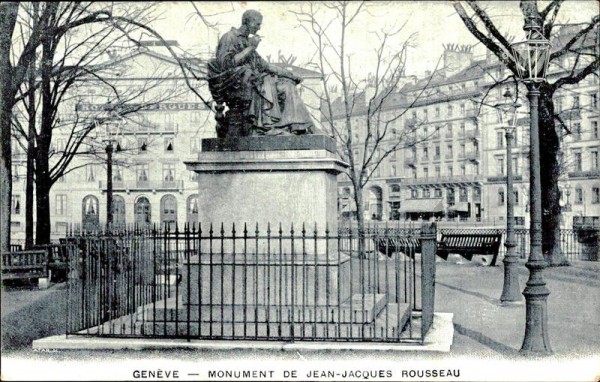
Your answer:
495;86;522;305
510;14;553;355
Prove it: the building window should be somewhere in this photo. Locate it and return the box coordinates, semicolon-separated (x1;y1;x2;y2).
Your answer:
160;195;177;229
460;143;466;158
473;187;481;201
447;144;453;156
163;163;175;183
591;93;598;109
446;124;453;137
187;194;200;224
435;166;441;178
113;167;123;182
459;187;468;202
55;194;67;215
593;121;599;139
411;189;418;198
447;188;455;205
86;165;96;182
514;190;519;205
575;187;583;204
423;188;431;198
412;168;417;179
555;96;563;112
136;164;149;183
434;188;442;198
573;95;580;109
447;165;453;177
496;131;504;148
460;103;465;116
573;152;582;172
138;137;148;152
164;137;174;152
498;189;505;205
496;157;505;176
390;164;397;177
423;147;428;160
592;187;600;204
11;195;21;215
460;164;466;176
82;195;99;231
423;167;429;178
435;107;440;117
573;122;582;140
512;157;519;175
592;151;599;170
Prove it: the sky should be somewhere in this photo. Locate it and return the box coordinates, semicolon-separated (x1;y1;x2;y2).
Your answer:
148;1;598;78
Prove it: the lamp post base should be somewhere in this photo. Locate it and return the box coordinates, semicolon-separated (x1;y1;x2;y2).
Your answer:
520;260;552;355
500;246;523;305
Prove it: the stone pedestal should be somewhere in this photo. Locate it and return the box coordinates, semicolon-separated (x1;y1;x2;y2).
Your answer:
184;135;347;235
177;136;374;334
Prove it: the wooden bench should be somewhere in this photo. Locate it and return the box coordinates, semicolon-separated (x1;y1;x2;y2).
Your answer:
34;244;69;282
375;232;502;266
1;250;49;287
437;233;502;266
375;237;421;257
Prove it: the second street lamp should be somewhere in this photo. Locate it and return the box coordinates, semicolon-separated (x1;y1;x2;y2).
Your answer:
496;86;522;305
511;14;553;355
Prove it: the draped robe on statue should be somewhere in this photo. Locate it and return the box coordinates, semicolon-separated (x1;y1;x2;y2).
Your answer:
207;27;315;138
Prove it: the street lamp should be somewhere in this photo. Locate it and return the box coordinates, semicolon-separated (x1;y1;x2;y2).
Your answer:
511;15;552;355
495;86;522;305
99;119;123;231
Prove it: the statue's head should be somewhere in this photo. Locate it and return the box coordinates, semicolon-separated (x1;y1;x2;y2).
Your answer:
242;10;263;34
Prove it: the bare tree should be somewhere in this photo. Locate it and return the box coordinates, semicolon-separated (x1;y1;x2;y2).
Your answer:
293;1;439;252
453;0;599;265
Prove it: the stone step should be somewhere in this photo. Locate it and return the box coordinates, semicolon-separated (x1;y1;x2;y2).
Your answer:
132;303;411;340
140;294;387;324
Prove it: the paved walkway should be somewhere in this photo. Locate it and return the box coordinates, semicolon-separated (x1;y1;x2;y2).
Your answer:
434;258;600;358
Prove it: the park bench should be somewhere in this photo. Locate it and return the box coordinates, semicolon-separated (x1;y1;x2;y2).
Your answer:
34;244;69;282
375;232;502;266
437;233;502;266
1;249;49;287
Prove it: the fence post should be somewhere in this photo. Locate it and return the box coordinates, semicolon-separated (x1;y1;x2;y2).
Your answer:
419;222;437;342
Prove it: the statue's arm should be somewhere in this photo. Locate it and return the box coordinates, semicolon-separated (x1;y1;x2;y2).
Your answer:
217;33;256;69
263;62;303;84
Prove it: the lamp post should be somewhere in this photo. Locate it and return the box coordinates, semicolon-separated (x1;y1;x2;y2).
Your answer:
511;15;552;355
100;119;123;231
496;86;522;305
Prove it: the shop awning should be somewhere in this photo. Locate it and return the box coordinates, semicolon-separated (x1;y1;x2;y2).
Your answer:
398;199;443;213
448;202;469;212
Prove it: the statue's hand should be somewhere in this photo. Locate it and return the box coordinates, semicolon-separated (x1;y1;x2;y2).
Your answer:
249;35;261;48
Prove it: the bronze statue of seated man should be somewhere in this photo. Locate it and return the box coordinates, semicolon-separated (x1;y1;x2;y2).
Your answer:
207;10;316;139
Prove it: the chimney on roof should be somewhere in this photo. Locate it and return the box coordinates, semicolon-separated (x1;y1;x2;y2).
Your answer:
443;43;473;78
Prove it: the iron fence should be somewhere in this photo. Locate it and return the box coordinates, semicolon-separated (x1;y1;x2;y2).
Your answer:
65;223;437;344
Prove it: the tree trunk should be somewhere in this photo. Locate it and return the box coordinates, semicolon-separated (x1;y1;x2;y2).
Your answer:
354;184;366;258
0;3;19;253
26;142;35;249
35;149;51;245
25;50;37;249
539;85;568;266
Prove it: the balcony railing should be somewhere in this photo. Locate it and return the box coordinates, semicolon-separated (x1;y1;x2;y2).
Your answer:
466;151;479;161
466;129;480;140
568;170;600;179
99;179;184;192
402;175;483;186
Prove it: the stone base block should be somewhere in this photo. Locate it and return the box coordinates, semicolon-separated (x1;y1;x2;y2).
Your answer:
136;303;411;340
143;293;387;324
181;253;350;307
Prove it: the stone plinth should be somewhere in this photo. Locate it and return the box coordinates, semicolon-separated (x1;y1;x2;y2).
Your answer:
184;135;348;254
181;253;351;307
